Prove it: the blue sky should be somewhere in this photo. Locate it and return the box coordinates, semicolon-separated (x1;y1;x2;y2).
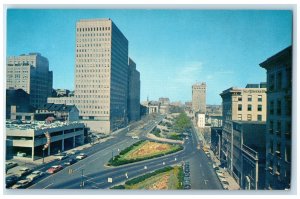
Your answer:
6;9;292;104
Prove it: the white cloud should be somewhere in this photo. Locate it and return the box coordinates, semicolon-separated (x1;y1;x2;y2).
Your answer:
173;61;203;85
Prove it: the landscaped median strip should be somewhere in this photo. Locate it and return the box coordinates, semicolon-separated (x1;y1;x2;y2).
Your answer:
111;166;183;190
107;140;184;166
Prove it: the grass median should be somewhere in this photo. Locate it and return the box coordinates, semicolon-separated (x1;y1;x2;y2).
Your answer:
111;166;183;190
107;140;183;166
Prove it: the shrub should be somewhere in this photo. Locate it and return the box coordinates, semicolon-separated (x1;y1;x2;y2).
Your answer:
125;166;173;186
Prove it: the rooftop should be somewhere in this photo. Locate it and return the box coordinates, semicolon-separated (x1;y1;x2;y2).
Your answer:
6;120;83;131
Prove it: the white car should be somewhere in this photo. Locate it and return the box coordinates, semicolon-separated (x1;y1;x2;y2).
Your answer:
11;179;31;189
76;153;87;160
26;170;44;181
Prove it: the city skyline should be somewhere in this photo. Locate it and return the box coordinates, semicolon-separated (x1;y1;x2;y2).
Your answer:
7;9;292;104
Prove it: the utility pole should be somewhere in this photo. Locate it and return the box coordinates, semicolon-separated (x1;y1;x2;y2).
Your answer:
42;149;45;164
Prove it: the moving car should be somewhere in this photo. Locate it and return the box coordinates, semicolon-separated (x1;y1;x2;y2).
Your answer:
184;184;191;189
64;158;77;166
6;162;18;170
46;165;63;174
68;149;80;155
16;167;32;177
76;153;87;160
26;170;45;181
11;179;31;189
6;175;19;188
57;155;68;161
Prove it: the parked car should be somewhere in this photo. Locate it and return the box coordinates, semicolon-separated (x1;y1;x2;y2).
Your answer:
46;165;63;174
64;158;77;166
184;184;191;189
76;153;87;160
16;152;26;157
68;150;80;155
26;170;45;181
6;162;18;170
11;179;31;189
16;167;32;177
6;175;19;188
184;172;190;177
57;155;68;161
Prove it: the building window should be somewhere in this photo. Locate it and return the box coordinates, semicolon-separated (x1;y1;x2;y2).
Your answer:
270;101;274;115
238;97;242;101
258;95;262;102
238;114;242;120
257;115;262;121
269;120;274;134
247;104;252;111
269;140;274;154
285;145;291;162
248;95;252;102
277;100;282;115
258;105;262;112
269;74;275;91
276;142;281;157
247;114;252;121
277;72;282;90
238;104;242;111
277;121;281;136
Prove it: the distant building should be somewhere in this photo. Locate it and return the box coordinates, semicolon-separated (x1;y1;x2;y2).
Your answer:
6;120;85;161
36;103;79;122
158;97;170;114
260;46;292;190
231;121;266;190
207;115;223;127
55;89;70;97
148;101;161;114
220;84;267;171
196;113;206;128
127;58;141;122
6;53;53;108
6;88;35;120
192;82;206;113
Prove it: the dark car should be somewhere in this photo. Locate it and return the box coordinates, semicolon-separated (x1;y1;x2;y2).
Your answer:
184;184;191;189
184;172;190;177
6;175;19;188
64;158;77;166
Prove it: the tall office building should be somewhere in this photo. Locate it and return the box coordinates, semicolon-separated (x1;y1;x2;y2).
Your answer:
6;53;53;108
220;84;267;175
74;18;129;133
127;58;141;122
260;46;292;190
192;82;206;113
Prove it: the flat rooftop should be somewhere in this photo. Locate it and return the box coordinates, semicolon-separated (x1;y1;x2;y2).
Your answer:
6;120;83;131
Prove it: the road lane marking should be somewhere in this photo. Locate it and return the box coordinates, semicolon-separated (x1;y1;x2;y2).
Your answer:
43;183;53;189
73;164;86;172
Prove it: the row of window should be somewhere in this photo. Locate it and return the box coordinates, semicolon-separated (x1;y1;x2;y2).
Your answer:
77;37;110;42
77;32;110;37
237;114;263;121
268;141;291;162
77;26;110;32
76;58;110;63
238;95;263;102
76;69;109;73
75;85;109;89
76;53;110;58
269;99;291;116
77;48;110;53
76;64;110;68
76;43;110;48
238;104;263;112
80;110;109;114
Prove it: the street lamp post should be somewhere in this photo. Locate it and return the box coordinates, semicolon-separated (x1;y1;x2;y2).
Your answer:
42;149;45;164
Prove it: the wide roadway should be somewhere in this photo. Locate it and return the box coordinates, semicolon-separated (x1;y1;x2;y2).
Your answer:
26;115;222;190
